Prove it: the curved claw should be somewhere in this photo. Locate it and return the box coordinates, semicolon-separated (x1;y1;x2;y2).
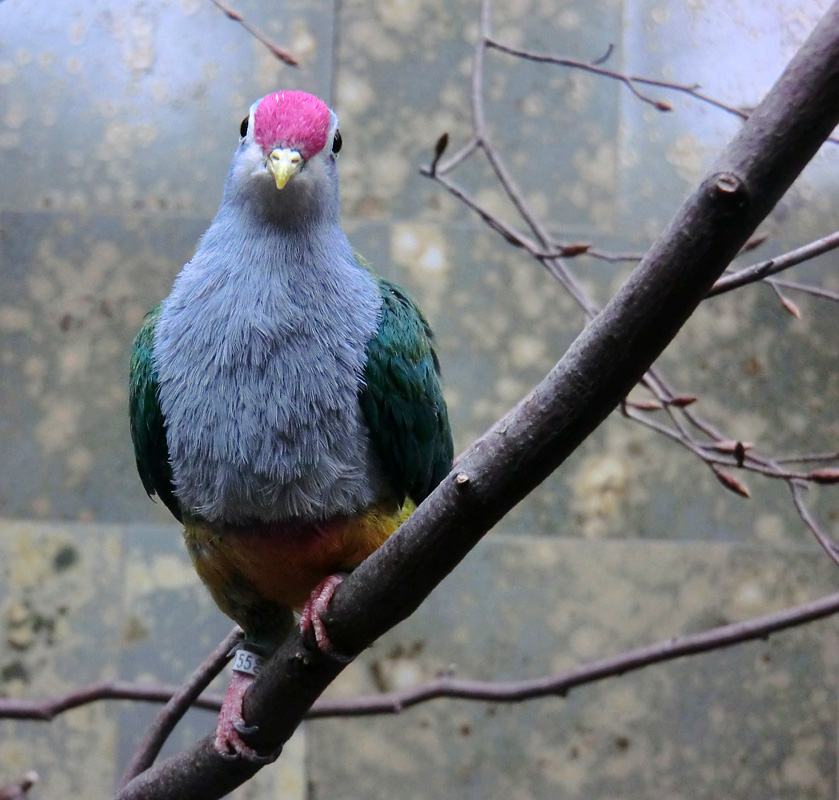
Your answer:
233;721;260;737
214;671;281;763
299;573;356;662
245;745;284;766
215;741;282;765
213;665;286;763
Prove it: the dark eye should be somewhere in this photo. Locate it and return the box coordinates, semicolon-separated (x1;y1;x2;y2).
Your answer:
332;129;342;154
240;117;249;138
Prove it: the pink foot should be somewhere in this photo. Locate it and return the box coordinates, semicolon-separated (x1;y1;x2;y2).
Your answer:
299;574;353;660
214;671;277;763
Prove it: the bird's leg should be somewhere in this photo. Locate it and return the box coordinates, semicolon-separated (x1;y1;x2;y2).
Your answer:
215;670;260;760
299;573;354;662
214;647;281;764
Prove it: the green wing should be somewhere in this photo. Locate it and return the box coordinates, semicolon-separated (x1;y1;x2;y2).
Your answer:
359;272;454;506
129;303;182;522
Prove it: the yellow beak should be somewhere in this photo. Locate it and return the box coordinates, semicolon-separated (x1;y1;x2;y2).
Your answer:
267;148;303;190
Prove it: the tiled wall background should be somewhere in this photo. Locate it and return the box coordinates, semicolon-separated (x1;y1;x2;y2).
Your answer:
1;0;838;797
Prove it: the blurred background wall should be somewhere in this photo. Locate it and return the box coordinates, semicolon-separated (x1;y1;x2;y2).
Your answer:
1;1;838;797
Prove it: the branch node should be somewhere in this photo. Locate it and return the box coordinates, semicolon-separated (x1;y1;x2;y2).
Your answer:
712;172;748;208
455;472;471;487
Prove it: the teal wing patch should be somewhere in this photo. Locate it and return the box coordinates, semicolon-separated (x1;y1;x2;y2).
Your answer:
359;274;454;506
129;304;182;522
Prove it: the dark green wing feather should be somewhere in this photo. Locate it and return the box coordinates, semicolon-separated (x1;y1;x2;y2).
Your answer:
129;303;182;522
359;270;454;506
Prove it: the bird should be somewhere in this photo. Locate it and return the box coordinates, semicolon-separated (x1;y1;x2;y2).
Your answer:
129;90;453;761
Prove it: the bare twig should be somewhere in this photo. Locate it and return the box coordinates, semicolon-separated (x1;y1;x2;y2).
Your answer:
5;590;839;726
117;626;243;789
428;133;449;176
421;0;839;560
485;38;839;145
774;449;839;465
708;230;839;296
790;482;839;566
308;590;839;717
208;0;299;66
770;276;839;303
0;682;222;721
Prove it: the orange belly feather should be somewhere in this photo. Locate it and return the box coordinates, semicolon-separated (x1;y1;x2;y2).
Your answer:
183;500;413;614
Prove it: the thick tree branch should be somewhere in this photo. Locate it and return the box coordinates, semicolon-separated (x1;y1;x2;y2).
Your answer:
115;3;839;797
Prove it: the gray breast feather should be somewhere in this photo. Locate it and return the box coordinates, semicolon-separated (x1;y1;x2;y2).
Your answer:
154;224;386;525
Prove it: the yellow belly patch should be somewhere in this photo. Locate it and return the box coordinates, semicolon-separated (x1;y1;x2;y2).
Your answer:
183;500;414;614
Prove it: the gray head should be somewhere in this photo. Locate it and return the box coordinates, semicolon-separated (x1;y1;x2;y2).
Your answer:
222;90;343;230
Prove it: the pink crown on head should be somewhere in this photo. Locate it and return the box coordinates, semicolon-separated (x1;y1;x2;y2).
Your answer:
253;91;331;161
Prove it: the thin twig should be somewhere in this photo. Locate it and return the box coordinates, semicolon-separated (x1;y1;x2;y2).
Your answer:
773;449;839;465
421;0;839;559
0;681;221;720
790;483;839;567
431;135;480;176
486;38;676;112
770;276;839;303
582;248;644;263
485;38;839;145
116;626;243;789
308;590;839;717
208;0;299;66
4;592;839;724
708;230;839;296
